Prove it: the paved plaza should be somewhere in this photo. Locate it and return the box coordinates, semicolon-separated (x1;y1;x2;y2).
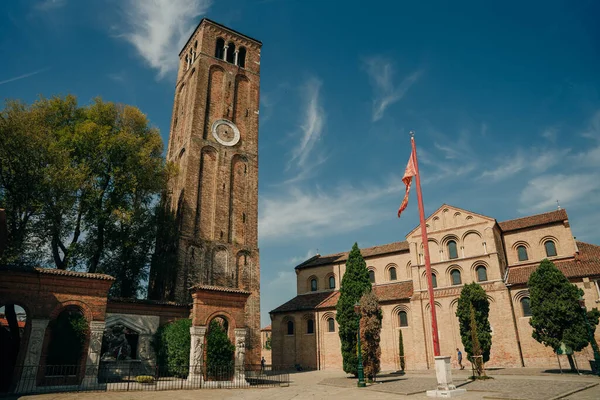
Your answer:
11;367;600;400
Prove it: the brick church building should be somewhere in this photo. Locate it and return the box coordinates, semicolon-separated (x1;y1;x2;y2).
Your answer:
270;205;600;370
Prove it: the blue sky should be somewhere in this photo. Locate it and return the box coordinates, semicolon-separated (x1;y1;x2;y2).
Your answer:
2;0;600;327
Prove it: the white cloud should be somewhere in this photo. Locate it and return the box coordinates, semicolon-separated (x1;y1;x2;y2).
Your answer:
519;173;600;213
259;180;401;242
582;110;600;140
480;148;569;182
541;128;558;142
364;57;422;121
118;0;211;78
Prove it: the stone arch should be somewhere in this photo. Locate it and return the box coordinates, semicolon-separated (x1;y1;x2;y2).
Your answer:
48;300;93;323
321;312;336;333
428;239;440;263
385;263;398;281
392;304;411;328
406;261;412;279
204;65;226;138
432;216;440;231
301;314;315;335
512;240;531;262
471;260;490;282
233;74;250;133
229;154;249;245
453;212;462;226
462;230;482;258
421;268;439;288
539;235;559;257
325;272;336;289
446;265;464;285
197;146;218;240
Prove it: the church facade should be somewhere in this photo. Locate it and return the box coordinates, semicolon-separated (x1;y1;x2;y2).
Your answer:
270;205;600;371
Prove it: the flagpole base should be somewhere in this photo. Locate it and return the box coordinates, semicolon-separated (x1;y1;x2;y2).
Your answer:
426;356;467;398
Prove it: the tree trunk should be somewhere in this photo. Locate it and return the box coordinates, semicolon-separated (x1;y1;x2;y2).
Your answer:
5;304;20;355
566;354;577;372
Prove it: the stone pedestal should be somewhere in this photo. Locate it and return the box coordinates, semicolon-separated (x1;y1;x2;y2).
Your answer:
82;320;105;388
426;356;467;398
16;318;49;392
188;325;207;385
233;328;248;386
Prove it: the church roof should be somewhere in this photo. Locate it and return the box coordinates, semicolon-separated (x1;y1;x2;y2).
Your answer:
295;241;410;270
270;281;413;314
498;209;568;232
506;241;600;285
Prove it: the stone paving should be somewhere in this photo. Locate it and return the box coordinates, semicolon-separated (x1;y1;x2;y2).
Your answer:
13;368;600;400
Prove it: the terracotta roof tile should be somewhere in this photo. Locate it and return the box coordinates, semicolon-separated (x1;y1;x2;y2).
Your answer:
34;267;115;281
270;281;414;314
507;241;600;285
108;298;190;307
498;209;568;232
261;325;271;331
190;285;251;294
295;241;410;270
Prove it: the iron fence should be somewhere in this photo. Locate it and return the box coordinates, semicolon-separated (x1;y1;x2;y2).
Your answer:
1;363;289;395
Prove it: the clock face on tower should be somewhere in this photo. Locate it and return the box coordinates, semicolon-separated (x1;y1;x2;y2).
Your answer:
211;119;240;147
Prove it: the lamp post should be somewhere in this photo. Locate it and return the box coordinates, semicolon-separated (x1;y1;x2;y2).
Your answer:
354;302;366;387
578;296;600;376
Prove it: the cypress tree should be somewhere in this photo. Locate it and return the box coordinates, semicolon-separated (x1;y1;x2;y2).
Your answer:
399;329;405;371
456;283;492;370
528;259;600;370
335;243;371;375
359;291;382;381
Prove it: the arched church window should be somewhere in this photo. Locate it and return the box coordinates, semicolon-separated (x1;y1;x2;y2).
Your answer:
448;240;458;259
545;241;557;257
521;297;532;317
310;278;317;292
287;320;294;335
306;319;314;334
399;311;408;327
329;276;335;289
368;270;375;283
451;269;462;285
476;266;487;282
389;267;397;281
431;273;438;288
517;245;528;261
328;318;335;332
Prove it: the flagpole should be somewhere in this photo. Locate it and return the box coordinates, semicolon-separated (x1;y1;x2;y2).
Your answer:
410;131;441;357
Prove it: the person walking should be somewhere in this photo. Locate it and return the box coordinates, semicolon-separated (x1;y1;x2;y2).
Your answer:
457;348;464;370
261;356;266;374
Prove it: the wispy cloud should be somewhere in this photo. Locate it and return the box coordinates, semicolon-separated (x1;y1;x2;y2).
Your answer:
364;57;422;121
541;128;558;142
34;0;67;11
286;78;326;182
118;0;211;78
259;179;401;242
582;110;600;140
479;147;570;182
519;173;600;213
0;67;50;86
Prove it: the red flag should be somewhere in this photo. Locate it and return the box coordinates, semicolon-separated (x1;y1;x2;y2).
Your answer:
398;149;416;218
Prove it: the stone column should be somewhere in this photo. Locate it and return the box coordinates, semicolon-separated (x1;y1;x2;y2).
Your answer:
234;328;247;385
188;326;206;385
223;45;229;61
17;318;49;392
82;320;105;388
234;50;239;66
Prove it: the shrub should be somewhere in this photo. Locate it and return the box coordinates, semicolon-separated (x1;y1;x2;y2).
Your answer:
152;318;191;377
136;375;154;384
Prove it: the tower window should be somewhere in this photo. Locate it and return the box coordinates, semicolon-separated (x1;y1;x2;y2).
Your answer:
389;267;397;281
545;241;557;257
310;278;317;292
238;47;247;68
329;276;335;289
327;318;335;332
431;273;437;288
287;321;294;335
215;38;225;59
517;245;528;261
448;240;458;259
226;42;236;64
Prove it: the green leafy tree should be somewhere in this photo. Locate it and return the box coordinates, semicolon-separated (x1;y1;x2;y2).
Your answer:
528;259;600;370
456;283;492;371
206;319;235;380
152;319;191;377
0;95;170;297
264;334;272;350
359;290;382;381
336;243;371;376
399;329;405;371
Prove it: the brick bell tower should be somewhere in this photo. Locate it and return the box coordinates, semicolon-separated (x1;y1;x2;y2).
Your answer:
152;19;261;363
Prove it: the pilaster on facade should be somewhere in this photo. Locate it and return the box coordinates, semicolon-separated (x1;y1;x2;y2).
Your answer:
82;320;105;387
16;318;49;392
